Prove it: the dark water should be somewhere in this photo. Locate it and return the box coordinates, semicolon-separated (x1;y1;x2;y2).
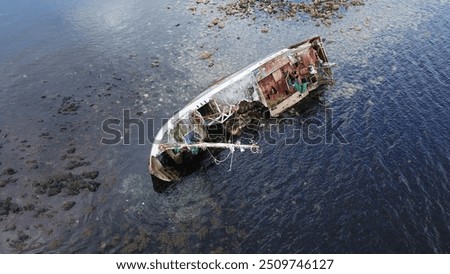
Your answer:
0;0;449;253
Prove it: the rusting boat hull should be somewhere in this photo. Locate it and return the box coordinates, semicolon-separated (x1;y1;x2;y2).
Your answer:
149;36;333;182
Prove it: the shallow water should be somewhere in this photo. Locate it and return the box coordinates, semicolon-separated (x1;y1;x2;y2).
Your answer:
0;0;449;253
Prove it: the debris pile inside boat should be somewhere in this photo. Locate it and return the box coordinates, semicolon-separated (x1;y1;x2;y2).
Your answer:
149;36;334;182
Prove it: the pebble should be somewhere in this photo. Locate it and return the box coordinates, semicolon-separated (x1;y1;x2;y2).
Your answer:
2;168;17;176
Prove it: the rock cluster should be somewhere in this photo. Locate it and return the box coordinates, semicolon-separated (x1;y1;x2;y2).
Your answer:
33;171;100;197
212;0;365;26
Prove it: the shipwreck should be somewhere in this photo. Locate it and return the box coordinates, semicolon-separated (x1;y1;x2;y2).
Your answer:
149;36;334;182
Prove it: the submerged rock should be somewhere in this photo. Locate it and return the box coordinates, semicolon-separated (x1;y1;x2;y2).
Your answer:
58;96;81;115
0;198;22;216
0;177;17;188
62;201;76;211
2;168;17;176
